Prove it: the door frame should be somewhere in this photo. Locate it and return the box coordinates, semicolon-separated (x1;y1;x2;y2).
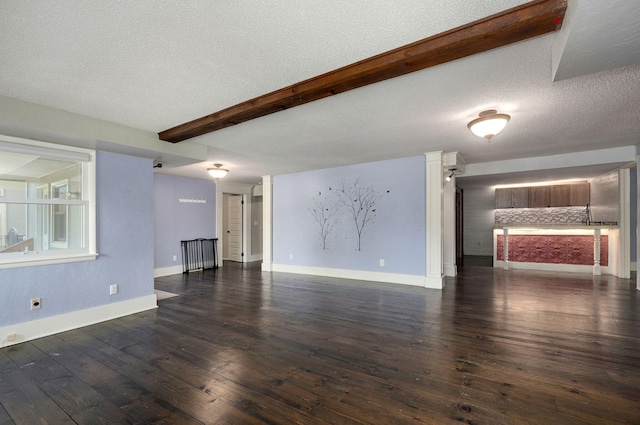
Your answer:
223;193;244;262
216;182;261;265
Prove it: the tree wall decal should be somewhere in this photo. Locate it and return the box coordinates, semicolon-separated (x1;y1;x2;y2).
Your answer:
333;178;388;251
308;191;340;250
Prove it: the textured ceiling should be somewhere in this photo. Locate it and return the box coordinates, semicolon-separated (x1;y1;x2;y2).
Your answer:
1;1;639;184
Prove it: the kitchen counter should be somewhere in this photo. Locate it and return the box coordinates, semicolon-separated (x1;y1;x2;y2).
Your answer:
494;223;618;230
493;225;617;275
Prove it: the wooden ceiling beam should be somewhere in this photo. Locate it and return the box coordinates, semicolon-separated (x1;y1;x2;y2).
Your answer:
159;0;567;143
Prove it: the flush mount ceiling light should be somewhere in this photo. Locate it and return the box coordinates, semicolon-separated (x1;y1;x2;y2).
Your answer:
467;110;511;141
207;163;229;178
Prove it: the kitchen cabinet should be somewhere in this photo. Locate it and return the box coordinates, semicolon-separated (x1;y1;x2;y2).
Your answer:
528;186;550;208
550;184;571;207
496;183;589;209
495;187;528;208
570;183;590;206
495;188;512;208
511;187;529;208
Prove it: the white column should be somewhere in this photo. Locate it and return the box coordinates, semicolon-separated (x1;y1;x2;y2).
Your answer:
443;172;457;277
503;228;509;270
261;175;273;272
593;228;601;276
618;168;630;278
215;186;224;267
425;152;444;289
637;151;640;289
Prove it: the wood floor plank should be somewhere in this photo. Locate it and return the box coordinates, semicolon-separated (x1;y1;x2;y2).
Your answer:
0;360;74;424
2;261;640;424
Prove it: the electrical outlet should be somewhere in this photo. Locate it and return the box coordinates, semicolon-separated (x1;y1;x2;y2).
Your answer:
380;259;385;267
289;254;293;260
172;255;177;261
31;298;41;310
109;284;118;295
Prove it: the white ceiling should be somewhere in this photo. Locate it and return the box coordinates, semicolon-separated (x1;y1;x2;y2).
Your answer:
1;1;639;185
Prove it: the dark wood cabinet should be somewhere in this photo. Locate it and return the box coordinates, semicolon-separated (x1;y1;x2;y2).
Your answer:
496;183;589;209
495;188;512;208
550;184;571;207
511;187;529;208
529;186;550;208
495;187;529;208
570;183;590;206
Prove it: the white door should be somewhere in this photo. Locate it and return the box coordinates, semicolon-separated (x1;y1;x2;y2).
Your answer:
226;194;243;262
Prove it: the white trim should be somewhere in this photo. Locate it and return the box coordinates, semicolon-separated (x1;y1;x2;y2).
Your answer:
618;168;630;278
271;263;443;288
443;155;457;277
154;265;183;277
216;181;255;264
0;136;92;162
425;152;444;289
464;146;636;178
443;264;457;277
0;295;157;348
425;275;445;289
247;253;263;262
637;150;640;289
0;253;97;269
0;134;97;268
262;175;273;272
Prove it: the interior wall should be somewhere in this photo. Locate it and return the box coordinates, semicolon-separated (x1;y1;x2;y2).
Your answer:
0;151;154;328
153;174;216;270
272;155;426;276
590;170;619;223
462;186;495;256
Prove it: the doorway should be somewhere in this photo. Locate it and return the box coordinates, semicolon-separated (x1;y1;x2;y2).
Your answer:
223;194;243;262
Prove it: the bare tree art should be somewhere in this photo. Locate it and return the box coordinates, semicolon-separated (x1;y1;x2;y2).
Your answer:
308;191;340;250
332;178;388;251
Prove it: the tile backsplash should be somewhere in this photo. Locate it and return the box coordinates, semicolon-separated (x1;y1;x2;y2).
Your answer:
495;207;587;225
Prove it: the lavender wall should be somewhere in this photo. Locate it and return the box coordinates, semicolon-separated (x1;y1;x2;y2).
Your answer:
153;174;216;269
0;151;154;327
273;156;426;276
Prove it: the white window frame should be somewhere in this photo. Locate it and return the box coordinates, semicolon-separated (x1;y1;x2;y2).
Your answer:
50;179;69;249
0;135;96;269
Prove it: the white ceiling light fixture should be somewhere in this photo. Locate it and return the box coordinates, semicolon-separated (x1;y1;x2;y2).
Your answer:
207;163;229;178
467;110;511;141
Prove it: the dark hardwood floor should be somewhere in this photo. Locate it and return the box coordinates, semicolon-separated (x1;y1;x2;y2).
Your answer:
1;260;639;424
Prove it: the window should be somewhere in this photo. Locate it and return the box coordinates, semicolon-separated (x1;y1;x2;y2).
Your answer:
0;135;96;268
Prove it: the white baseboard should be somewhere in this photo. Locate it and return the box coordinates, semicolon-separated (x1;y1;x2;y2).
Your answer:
271;263;441;289
443;263;457;277
247;254;263;262
426;274;445;289
0;295;157;348
154;265;183;277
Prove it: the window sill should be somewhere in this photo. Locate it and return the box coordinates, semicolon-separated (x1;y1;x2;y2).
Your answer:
0;253;98;270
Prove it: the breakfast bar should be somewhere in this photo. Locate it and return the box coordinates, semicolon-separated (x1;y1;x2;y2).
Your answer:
493;225;619;275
